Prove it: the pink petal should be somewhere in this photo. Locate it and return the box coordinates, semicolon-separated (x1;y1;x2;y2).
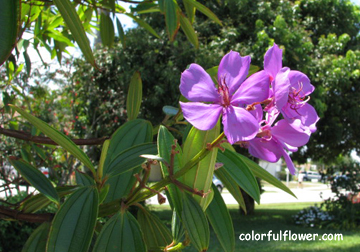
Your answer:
289;71;314;96
222;106;259;144
248;138;282;162
264;43;283;80
282;103;319;133
231;70;270;105
272;120;310;147
281;149;296;175
180;102;222;131
218;51;251;95
180;64;220;103
274;67;290;110
250;104;263;122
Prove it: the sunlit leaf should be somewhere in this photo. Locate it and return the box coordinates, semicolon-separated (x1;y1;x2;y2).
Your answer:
116;17;126;48
179;13;198;48
53;0;96;67
181;123;220;209
183;0;222;26
126;71;142;121
100;12;115;48
164;0;180;41
125;13;160;38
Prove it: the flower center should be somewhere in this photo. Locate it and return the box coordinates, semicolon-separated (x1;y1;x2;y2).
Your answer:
288;82;310;113
218;77;231;107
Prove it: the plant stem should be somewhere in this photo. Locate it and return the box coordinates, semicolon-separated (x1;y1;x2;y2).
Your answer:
127;132;225;205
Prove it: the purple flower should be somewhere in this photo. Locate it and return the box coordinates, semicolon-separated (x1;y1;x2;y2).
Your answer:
264;44;319;133
245;110;311;175
179;51;269;144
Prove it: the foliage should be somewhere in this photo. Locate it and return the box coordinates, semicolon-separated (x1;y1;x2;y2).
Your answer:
0;192;39;252
295;157;360;230
60;0;360;163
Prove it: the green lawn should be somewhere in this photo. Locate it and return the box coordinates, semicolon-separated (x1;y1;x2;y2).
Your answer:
151;203;360;252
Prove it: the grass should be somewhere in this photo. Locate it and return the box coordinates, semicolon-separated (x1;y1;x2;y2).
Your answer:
150;202;360;252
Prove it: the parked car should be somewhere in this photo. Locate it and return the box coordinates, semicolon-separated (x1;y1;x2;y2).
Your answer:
213;175;224;193
303;171;321;181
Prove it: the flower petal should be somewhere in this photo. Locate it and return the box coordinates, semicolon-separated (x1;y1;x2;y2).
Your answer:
248;138;282;162
231;70;270;105
264;43;283;80
218;51;251;95
282;103;319;133
180;102;222;131
274;67;290;110
180;64;220;103
272;120;310;147
281;149;296;175
222;106;259;144
289;70;314;96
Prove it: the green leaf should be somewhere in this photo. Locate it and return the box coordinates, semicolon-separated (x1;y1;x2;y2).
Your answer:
181;193;209;252
97;139;110;180
164;0;180;41
103;119;153;202
214;168;247;213
20;186;78;213
93;211;146;252
171;210;185;243
104;142;158;178
103;168;140;203
179;13;199;48
126;71;142;121
238;154;296;198
137;207;172;250
206;184;235;252
47;186;99;252
116;17;126;48
10;105;95;175
157;126;183;213
183;0;222;26
181;123;220;209
0;0;20;66
22;222;50;252
183;0;196;23
75;170;95;186
10;159;59;204
125;13;160;39
104;119;153;165
53;0;96;68
100;12;115;48
217;150;260;203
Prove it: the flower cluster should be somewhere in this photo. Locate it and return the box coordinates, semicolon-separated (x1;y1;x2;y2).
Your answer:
293;206;334;228
179;44;319;174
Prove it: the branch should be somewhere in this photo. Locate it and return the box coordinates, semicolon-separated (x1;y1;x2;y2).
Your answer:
0;127;108;146
0;205;54;223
